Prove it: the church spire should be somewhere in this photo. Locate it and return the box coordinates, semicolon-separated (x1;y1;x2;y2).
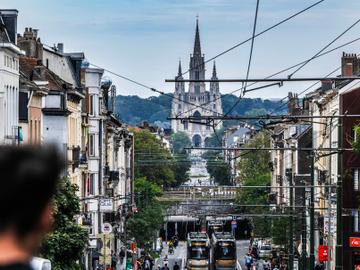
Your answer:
212;61;217;79
178;60;182;76
193;16;201;56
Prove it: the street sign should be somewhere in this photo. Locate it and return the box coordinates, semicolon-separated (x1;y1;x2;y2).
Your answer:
350;237;360;247
318;245;328;262
101;222;112;234
99;198;113;212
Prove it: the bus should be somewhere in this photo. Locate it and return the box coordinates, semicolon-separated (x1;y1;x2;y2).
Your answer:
186;232;210;270
211;232;237;270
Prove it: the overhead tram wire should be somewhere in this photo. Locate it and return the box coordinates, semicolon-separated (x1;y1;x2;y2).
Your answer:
88;63;220;116
174;36;360;118
221;0;260;120
268;53;360;115
288;18;360;78
179;0;326;77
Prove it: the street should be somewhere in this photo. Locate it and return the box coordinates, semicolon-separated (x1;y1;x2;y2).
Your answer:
156;240;267;270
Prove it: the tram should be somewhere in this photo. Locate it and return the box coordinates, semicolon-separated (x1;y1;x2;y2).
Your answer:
210;232;237;270
186;232;210;270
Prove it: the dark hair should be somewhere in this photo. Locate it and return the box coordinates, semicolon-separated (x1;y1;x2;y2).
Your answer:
0;145;64;237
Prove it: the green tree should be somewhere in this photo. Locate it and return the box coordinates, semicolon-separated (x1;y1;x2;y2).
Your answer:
134;177;162;209
204;151;231;185
171;132;192;186
236;132;272;238
353;123;360;156
133;129;175;187
171;132;191;153
40;178;88;270
127;178;164;249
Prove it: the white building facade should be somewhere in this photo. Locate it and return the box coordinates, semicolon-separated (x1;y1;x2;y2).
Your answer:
171;20;223;147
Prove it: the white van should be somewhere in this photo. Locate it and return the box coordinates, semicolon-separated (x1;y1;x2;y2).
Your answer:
30;257;51;270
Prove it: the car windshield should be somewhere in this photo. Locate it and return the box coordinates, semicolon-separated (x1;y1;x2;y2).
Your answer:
261;246;271;250
189;247;209;260
215;242;236;260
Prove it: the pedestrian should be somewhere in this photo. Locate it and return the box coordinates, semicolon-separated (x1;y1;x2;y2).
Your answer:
144;256;151;270
245;253;253;270
263;259;271;270
273;265;280;270
173;262;180;270
314;261;324;270
162;263;169;270
0;146;63;270
111;250;117;268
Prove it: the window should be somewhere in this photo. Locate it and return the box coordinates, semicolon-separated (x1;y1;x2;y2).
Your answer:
184;121;188;130
45;94;61;108
89;134;95;156
89;174;95;195
354;168;360;191
89;95;95;116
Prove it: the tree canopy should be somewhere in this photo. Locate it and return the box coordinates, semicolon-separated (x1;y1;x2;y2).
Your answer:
127;178;164;249
115;94;287;126
236;132;272;238
204;151;231;186
133;129;175;187
40;178;88;270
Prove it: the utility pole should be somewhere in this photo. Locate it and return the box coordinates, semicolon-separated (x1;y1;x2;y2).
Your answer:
309;151;315;269
287;165;294;270
335;116;343;270
301;177;307;270
327;117;333;270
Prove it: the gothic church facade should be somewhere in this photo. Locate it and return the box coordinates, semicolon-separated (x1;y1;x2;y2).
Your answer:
171;20;223;147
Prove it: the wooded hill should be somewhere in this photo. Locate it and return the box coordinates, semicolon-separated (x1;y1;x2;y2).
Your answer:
115;94;286;126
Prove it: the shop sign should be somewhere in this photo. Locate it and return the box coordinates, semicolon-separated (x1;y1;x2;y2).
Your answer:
350;237;360;247
318;245;328;262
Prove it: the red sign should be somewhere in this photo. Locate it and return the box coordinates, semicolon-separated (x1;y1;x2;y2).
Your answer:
131;242;137;251
350;237;360;247
318;245;328;262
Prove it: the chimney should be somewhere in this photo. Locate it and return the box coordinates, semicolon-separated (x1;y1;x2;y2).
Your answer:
17;27;43;60
0;9;18;44
57;43;64;53
341;52;359;76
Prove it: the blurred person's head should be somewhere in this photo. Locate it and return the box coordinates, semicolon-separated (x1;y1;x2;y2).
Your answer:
0;145;63;263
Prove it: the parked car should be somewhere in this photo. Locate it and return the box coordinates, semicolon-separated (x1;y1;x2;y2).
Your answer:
30;257;51;270
259;245;272;259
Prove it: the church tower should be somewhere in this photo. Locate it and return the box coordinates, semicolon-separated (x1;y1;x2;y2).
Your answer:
171;19;223;147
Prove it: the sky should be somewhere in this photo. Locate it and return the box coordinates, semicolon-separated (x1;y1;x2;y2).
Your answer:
3;0;360;99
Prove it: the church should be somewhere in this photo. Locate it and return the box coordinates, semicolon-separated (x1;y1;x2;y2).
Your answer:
171;19;223;147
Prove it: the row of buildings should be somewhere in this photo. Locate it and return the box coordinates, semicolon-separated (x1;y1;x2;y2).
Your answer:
0;9;135;269
269;53;360;269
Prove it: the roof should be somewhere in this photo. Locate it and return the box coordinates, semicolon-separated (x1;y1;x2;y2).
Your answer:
20;56;71;91
225;126;251;146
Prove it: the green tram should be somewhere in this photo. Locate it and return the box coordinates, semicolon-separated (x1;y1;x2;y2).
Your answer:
210;232;237;270
186;232;210;270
